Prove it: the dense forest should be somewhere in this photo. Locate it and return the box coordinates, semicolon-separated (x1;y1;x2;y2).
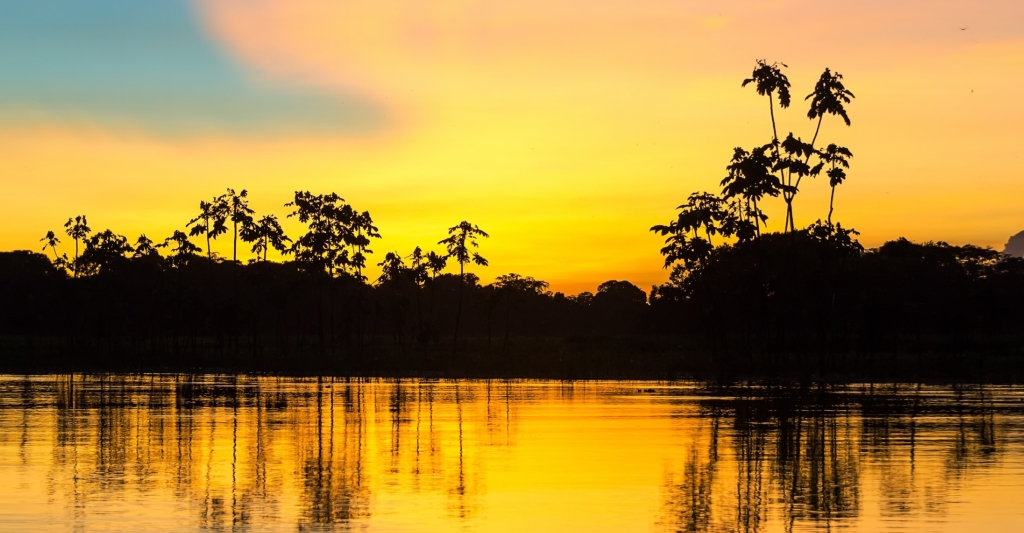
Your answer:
2;61;1023;381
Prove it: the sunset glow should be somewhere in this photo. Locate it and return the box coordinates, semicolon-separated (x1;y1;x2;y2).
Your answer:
2;0;1023;293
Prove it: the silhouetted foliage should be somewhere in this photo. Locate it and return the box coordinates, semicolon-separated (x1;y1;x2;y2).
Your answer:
3;61;1023;381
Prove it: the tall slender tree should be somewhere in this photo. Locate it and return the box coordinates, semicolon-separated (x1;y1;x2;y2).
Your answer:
63;215;91;277
347;210;381;282
821;144;853;224
741;62;855;231
222;188;255;263
439;221;489;356
187;199;228;260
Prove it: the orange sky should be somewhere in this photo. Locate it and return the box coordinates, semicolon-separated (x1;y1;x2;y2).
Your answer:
2;0;1023;293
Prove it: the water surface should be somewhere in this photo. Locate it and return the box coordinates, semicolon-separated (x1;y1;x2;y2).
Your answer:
1;376;1022;532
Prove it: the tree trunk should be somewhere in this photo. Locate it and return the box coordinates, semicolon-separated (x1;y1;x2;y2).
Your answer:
828;186;836;225
453;262;465;357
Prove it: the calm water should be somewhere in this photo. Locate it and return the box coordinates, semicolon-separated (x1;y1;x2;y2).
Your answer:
0;376;1022;532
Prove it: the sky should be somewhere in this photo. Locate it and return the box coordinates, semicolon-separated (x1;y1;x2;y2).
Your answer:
1;0;1023;294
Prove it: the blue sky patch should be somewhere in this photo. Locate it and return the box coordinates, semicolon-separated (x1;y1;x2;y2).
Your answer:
0;0;384;136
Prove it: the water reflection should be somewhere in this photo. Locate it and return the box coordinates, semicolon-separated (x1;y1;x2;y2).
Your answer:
0;377;1022;532
658;384;1023;532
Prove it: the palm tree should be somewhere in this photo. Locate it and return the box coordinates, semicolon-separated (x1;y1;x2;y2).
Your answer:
821;144;853;224
439;221;489;356
63;215;91;277
222;189;255;262
187;199;228;260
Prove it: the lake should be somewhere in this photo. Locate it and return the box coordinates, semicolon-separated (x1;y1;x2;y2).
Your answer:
0;376;1022;532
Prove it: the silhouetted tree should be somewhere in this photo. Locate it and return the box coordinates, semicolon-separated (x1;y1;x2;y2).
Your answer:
222;188;255;263
286;191;354;275
40;230;70;272
188;199;228;260
40;230;60;260
439;221;489;355
741;62;855;231
159;230;203;267
63;215;91;277
133;234;160;258
494;273;549;349
721;146;782;234
241;214;290;262
79;229;133;275
821;144;853;224
347;210;381;282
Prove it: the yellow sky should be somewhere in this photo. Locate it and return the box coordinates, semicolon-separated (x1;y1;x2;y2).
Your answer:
2;0;1023;293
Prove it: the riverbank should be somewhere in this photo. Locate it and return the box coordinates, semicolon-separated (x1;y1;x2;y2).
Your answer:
3;334;1023;383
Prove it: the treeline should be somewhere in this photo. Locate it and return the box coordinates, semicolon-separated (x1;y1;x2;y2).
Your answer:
3;60;1024;380
2;233;1024;380
0;247;652;375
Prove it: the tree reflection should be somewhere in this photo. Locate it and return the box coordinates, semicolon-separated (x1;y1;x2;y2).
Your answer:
659;384;1007;532
0;377;1016;532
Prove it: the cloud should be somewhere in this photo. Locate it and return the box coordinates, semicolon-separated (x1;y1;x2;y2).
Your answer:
1005;231;1024;258
0;0;385;137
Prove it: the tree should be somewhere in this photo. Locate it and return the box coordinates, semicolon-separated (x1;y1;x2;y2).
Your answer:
741;61;855;231
158;230;202;267
821;144;853;224
78;230;133;276
187;199;228;260
133;234;160;258
286;191;351;275
222;188;255;263
347;210;381;282
426;251;448;279
439;221;489;355
40;230;70;273
376;252;407;284
63;215;91;277
721;146;783;234
742;60;791;148
241;214;290;262
39;231;60;260
494;273;548;348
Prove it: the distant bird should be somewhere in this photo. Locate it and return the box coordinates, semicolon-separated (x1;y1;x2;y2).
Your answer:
960;27;968;31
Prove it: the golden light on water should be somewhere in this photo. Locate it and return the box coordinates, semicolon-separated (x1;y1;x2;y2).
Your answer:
1;376;1023;532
